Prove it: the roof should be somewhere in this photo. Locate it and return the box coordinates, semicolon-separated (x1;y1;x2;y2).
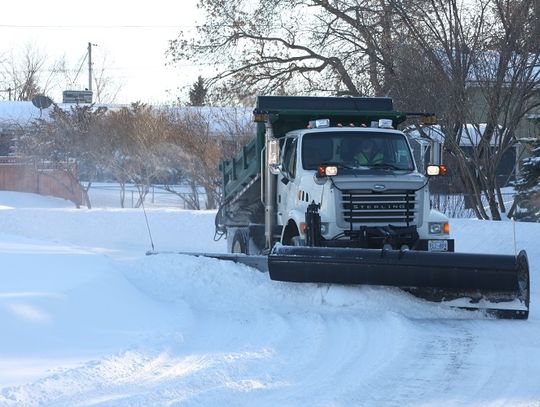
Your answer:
0;101;130;124
0;101;254;135
0;101;49;124
169;106;253;135
458;123;508;146
406;123;514;147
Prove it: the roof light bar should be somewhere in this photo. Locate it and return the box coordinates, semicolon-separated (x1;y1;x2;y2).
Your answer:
309;119;330;128
378;119;394;129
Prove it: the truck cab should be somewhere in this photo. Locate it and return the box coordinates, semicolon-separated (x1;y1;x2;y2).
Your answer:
276;120;453;252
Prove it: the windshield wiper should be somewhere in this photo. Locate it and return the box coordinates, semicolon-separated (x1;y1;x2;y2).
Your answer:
319;161;356;170
368;163;409;171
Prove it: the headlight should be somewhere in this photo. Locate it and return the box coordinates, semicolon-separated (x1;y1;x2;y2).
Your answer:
429;222;449;234
317;165;338;177
320;222;329;234
426;165;448;176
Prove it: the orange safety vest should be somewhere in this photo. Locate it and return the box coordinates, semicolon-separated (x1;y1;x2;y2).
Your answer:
355;150;383;165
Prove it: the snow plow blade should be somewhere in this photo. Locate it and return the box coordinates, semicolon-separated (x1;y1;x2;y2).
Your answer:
268;245;530;319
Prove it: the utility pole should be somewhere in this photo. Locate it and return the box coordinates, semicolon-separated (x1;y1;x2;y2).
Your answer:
88;42;97;92
0;87;13;101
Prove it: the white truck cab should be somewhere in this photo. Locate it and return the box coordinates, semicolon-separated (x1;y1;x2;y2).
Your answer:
275;121;452;252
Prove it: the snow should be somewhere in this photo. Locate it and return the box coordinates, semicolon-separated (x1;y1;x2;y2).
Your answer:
0;102;48;124
1;191;540;406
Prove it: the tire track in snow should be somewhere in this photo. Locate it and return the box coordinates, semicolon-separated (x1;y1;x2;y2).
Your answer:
452;321;540;406
355;320;476;406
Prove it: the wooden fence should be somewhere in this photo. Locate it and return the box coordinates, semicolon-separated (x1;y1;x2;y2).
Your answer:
0;157;83;206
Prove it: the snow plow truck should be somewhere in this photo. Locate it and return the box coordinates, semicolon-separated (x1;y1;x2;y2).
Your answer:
199;96;530;318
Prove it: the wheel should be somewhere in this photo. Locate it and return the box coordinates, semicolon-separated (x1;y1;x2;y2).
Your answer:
231;228;250;254
282;222;304;246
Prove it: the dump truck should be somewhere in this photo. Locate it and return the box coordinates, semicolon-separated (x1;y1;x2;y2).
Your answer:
210;96;529;318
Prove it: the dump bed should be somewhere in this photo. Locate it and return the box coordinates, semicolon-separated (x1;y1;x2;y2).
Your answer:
220;96;407;205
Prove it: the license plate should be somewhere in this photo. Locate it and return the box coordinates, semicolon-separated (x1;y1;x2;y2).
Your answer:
428;240;448;252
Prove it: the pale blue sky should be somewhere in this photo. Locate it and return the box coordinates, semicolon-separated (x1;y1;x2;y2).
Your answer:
0;0;204;104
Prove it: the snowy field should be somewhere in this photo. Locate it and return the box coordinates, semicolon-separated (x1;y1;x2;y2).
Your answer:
0;190;539;406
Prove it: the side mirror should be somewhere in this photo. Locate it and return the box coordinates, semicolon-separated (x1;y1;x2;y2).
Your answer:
267;139;280;165
426;164;447;176
267;139;281;175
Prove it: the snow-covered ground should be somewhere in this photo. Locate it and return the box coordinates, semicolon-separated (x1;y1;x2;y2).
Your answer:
0;191;539;406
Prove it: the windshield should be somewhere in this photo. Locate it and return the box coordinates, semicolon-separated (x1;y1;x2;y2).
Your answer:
301;131;415;171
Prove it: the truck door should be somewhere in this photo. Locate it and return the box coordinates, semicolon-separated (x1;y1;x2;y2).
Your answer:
277;137;299;225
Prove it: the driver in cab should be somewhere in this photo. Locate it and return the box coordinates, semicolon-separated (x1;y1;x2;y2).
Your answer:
354;139;383;165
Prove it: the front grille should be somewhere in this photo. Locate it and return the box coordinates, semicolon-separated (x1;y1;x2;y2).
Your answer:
341;189;417;225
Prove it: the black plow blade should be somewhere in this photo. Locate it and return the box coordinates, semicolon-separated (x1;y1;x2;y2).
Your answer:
268;245;530;319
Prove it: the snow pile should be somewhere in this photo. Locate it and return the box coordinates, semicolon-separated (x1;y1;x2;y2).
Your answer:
1;191;539;406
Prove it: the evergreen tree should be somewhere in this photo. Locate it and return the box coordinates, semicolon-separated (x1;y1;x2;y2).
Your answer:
513;140;540;221
188;76;207;106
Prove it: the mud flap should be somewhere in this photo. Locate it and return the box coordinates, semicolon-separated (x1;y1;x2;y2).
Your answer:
268;245;530;319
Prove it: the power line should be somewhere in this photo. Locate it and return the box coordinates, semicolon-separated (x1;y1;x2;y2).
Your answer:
0;24;197;29
0;63;213;75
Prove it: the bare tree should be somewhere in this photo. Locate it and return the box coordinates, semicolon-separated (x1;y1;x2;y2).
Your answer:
18;104;109;208
0;44;63;101
90;53;123;104
166;107;253;209
390;0;540;219
99;103;173;207
167;108;224;209
16;99;254;210
168;0;402;102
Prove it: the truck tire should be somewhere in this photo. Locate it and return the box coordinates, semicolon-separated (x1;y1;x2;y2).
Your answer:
282;222;303;246
231;228;250;254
